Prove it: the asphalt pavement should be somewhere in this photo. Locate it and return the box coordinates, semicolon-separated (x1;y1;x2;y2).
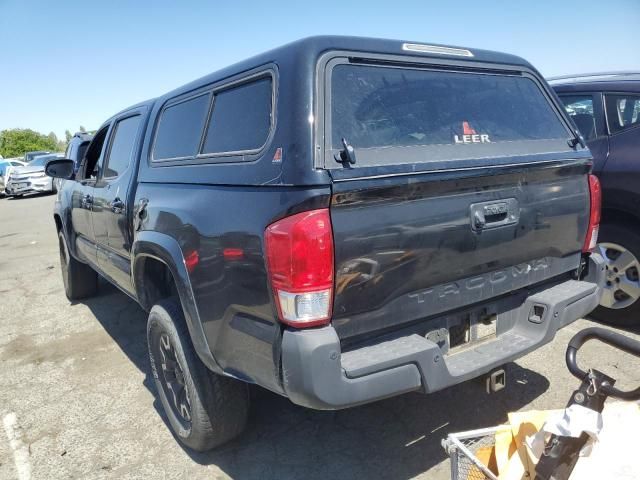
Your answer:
1;193;639;480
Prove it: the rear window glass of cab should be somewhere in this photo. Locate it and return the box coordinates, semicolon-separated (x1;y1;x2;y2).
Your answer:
152;74;273;162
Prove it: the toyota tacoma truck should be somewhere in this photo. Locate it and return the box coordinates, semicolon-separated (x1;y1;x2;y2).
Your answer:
46;36;605;451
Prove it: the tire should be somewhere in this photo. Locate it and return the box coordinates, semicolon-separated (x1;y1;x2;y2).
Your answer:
147;299;249;451
591;223;640;327
58;230;98;300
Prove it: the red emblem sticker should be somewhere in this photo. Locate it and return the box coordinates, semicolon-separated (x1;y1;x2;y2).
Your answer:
273;147;283;163
462;121;477;135
454;121;490;144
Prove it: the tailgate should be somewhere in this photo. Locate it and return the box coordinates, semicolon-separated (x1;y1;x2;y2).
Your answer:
323;57;591;340
330;161;590;339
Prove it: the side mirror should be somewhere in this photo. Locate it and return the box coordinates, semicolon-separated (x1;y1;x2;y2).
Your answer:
45;159;75;180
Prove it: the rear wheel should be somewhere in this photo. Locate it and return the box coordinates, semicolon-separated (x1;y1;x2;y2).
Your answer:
591;223;640;327
147;299;249;451
58;230;98;300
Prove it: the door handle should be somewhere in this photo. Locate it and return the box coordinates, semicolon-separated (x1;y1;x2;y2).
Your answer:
110;198;125;214
473;210;486;230
470;199;519;232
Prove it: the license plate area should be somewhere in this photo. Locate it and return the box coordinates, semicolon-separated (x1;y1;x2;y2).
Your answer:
426;307;498;355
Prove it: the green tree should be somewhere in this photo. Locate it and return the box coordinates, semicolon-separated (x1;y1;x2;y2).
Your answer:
79;125;86;133
65;130;72;143
0;129;58;158
47;131;67;153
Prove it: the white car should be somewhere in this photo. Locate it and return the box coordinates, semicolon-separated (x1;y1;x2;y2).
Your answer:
5;154;63;197
0;159;27;196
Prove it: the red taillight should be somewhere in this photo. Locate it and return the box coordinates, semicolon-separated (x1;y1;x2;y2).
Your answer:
583;174;601;253
265;208;334;328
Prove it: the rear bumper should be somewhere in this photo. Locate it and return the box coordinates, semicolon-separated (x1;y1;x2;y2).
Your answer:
282;253;605;410
6;177;53;195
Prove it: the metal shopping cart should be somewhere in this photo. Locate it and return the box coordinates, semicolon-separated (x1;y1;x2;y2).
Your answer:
442;327;640;480
443;426;502;480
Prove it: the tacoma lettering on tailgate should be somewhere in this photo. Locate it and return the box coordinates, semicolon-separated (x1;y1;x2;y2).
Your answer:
409;259;549;303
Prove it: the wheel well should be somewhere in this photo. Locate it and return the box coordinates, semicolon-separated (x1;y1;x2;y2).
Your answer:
53;214;63;233
602;208;640;231
135;256;179;312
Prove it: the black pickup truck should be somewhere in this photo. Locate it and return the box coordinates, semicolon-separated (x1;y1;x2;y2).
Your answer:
46;36;605;451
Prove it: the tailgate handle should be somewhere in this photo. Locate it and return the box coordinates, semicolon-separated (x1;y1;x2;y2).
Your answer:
470;199;519;231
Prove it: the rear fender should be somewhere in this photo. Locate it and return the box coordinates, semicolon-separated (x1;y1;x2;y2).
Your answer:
53;178;91;262
53;203;80;261
132;230;221;373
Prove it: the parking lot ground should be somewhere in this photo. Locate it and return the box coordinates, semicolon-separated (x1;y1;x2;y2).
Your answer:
1;193;639;480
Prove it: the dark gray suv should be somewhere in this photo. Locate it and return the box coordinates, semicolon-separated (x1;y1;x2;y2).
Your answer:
552;72;640;326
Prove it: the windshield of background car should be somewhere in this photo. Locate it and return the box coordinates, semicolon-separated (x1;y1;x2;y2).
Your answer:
29;155;56;167
25;152;47;162
328;64;573;168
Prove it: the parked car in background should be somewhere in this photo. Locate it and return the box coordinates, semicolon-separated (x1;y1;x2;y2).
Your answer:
551;72;640;326
6;153;63;197
24;150;50;163
47;37;604;451
0;158;27;196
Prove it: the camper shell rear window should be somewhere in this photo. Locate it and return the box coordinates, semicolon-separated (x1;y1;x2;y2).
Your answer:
325;62;574;168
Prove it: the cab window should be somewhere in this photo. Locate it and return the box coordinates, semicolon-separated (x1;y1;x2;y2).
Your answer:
103;116;141;178
81;126;110;180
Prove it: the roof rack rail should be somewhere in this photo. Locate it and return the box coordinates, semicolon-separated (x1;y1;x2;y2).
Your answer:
547;71;640;82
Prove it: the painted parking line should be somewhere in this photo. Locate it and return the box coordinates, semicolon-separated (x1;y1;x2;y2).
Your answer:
3;412;32;480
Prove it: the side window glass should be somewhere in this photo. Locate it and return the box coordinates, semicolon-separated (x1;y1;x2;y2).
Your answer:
0;164;6;177
606;94;640;134
558;95;597;140
153;93;210;160
103;115;141;178
82;126;110;180
202;76;273;155
76;142;90;172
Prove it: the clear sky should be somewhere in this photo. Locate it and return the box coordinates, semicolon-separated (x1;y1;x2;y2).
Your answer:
1;0;638;140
